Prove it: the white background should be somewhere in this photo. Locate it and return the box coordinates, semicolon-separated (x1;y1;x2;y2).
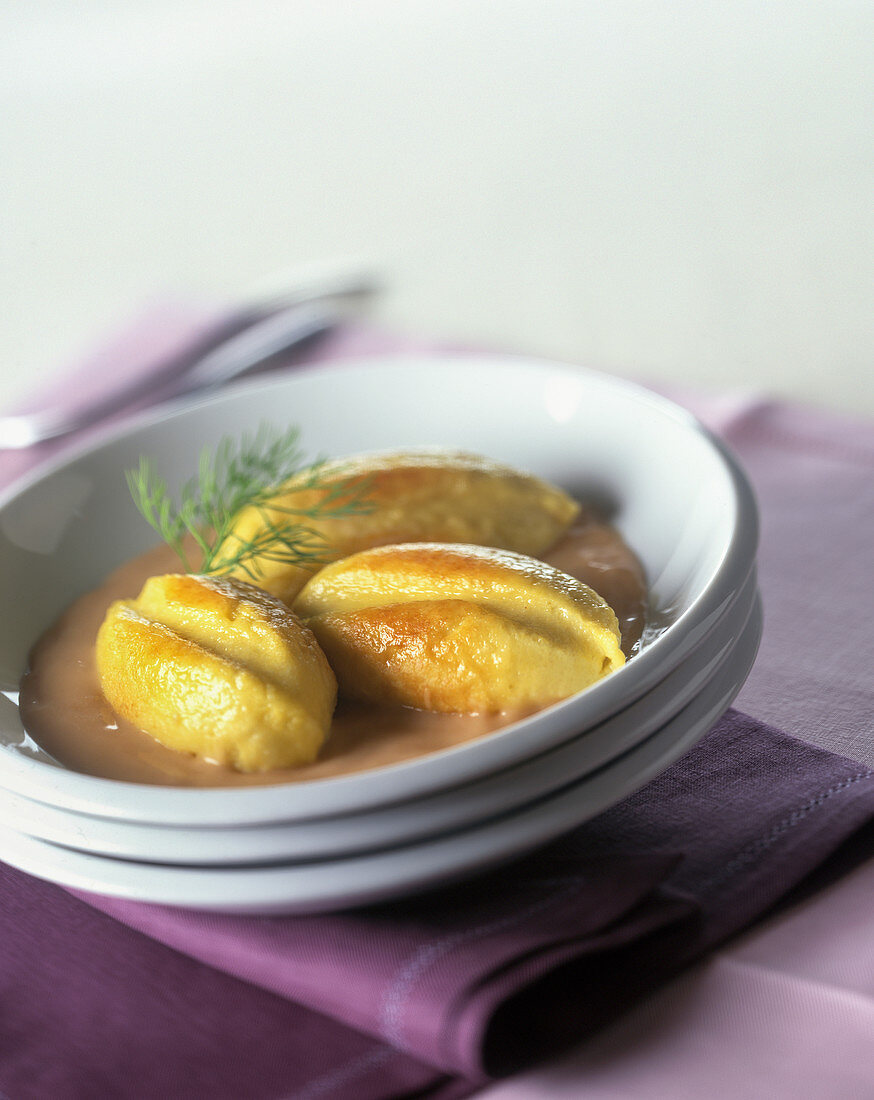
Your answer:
2;1;872;416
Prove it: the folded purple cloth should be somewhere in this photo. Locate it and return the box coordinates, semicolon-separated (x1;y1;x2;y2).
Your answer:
2;713;873;1099
2;315;873;1099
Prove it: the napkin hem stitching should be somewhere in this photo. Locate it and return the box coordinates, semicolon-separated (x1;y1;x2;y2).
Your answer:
700;770;874;894
290;1047;393;1100
378;877;588;1050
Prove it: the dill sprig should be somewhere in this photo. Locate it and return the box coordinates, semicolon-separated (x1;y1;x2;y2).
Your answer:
126;423;370;579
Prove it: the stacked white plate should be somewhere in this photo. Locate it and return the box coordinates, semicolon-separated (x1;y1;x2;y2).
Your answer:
0;356;762;913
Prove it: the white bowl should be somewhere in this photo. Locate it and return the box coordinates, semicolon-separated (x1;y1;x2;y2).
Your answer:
3;570;761;865
0;354;759;826
0;597;762;913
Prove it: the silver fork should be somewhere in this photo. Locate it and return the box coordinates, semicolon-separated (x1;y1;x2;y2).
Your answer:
0;274;378;449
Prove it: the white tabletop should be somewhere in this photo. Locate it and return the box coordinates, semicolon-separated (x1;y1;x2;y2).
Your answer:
1;1;872;416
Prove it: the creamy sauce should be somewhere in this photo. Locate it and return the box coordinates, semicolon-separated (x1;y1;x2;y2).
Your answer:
19;513;647;787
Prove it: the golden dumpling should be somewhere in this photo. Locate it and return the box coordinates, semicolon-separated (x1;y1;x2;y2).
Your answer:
293;543;625;714
217;450;579;602
96;573;336;772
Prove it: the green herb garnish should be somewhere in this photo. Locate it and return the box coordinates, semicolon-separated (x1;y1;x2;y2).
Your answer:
126;423;370;579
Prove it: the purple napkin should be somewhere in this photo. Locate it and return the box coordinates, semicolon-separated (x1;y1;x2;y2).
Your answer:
79;714;874;1078
2;714;873;1099
2;313;873;1100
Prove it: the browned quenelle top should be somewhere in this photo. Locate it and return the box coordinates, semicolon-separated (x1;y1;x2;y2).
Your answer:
19;513;647;788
